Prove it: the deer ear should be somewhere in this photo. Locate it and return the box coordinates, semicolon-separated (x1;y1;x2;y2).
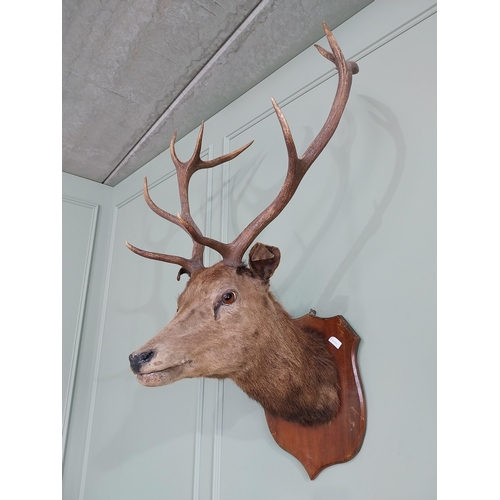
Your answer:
176;267;190;281
248;243;281;281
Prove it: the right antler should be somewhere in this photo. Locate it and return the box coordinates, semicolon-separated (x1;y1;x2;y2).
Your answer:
127;22;358;273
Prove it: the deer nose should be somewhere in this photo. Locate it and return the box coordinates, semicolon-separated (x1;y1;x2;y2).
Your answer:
129;350;156;373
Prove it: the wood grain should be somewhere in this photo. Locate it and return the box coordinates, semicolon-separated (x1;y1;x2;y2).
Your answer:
265;314;366;479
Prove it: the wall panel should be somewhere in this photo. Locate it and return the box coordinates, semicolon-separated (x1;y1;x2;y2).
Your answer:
207;4;436;499
62;174;113;500
63;0;436;498
62;197;98;444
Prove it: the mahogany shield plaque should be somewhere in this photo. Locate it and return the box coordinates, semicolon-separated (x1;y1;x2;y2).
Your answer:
265;314;366;479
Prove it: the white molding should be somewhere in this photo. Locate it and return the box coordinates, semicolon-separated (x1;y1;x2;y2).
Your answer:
77;204;119;500
221;137;232;244
204;145;215;263
193;144;214;500
350;4;436;67
212;379;225;500
77;146;214;500
208;137;234;500
62;197;99;464
192;378;206;500
225;4;437;143
115;168;177;210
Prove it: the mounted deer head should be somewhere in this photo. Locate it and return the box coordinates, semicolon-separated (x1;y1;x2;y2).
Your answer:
127;23;358;426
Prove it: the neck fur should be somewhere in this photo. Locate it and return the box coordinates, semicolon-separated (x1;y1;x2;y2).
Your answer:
231;295;340;426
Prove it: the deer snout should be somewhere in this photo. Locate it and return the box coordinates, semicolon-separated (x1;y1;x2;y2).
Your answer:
129;350;155;373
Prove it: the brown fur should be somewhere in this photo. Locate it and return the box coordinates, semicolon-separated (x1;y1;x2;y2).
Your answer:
130;254;340;426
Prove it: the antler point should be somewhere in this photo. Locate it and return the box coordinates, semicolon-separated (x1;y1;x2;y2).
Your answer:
170;130;178;147
128;22;353;272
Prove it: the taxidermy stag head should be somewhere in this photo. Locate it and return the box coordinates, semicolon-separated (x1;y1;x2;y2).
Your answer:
127;23;358;426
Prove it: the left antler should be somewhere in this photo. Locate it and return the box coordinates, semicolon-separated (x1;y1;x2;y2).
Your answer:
126;123;252;278
127;22;358;272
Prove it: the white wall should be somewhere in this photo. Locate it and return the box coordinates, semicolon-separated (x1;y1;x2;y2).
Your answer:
63;0;437;498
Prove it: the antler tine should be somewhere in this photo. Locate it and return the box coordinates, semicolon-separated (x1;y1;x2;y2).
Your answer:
169;123;204;172
125;126;211;275
302;21;358;167
217;22;358;265
127;123;254;274
167;123;254;259
125;241;204;281
142;176;178;225
128;175;205;273
127;23;355;271
170;122;254;175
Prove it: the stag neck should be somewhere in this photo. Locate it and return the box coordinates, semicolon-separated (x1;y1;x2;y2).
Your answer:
230;298;339;426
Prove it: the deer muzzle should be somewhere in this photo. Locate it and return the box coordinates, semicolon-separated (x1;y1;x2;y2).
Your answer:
129;350;155;373
129;348;193;387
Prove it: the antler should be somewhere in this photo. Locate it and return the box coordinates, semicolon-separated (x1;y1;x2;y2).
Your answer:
127;22;358;273
176;22;358;267
126;123;253;278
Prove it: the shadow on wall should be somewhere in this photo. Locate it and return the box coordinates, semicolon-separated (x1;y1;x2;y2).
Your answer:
275;96;406;316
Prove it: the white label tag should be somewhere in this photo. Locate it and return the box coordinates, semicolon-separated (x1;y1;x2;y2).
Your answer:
328;336;342;349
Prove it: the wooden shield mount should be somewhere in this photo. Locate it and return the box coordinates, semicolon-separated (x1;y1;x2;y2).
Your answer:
265;313;366;480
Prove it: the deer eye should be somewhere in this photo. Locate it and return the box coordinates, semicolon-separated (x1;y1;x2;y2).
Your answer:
221;291;236;304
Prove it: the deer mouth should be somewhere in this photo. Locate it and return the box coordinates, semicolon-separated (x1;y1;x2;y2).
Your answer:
136;360;193;387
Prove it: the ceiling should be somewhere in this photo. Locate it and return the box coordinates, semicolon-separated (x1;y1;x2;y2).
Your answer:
63;0;372;186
